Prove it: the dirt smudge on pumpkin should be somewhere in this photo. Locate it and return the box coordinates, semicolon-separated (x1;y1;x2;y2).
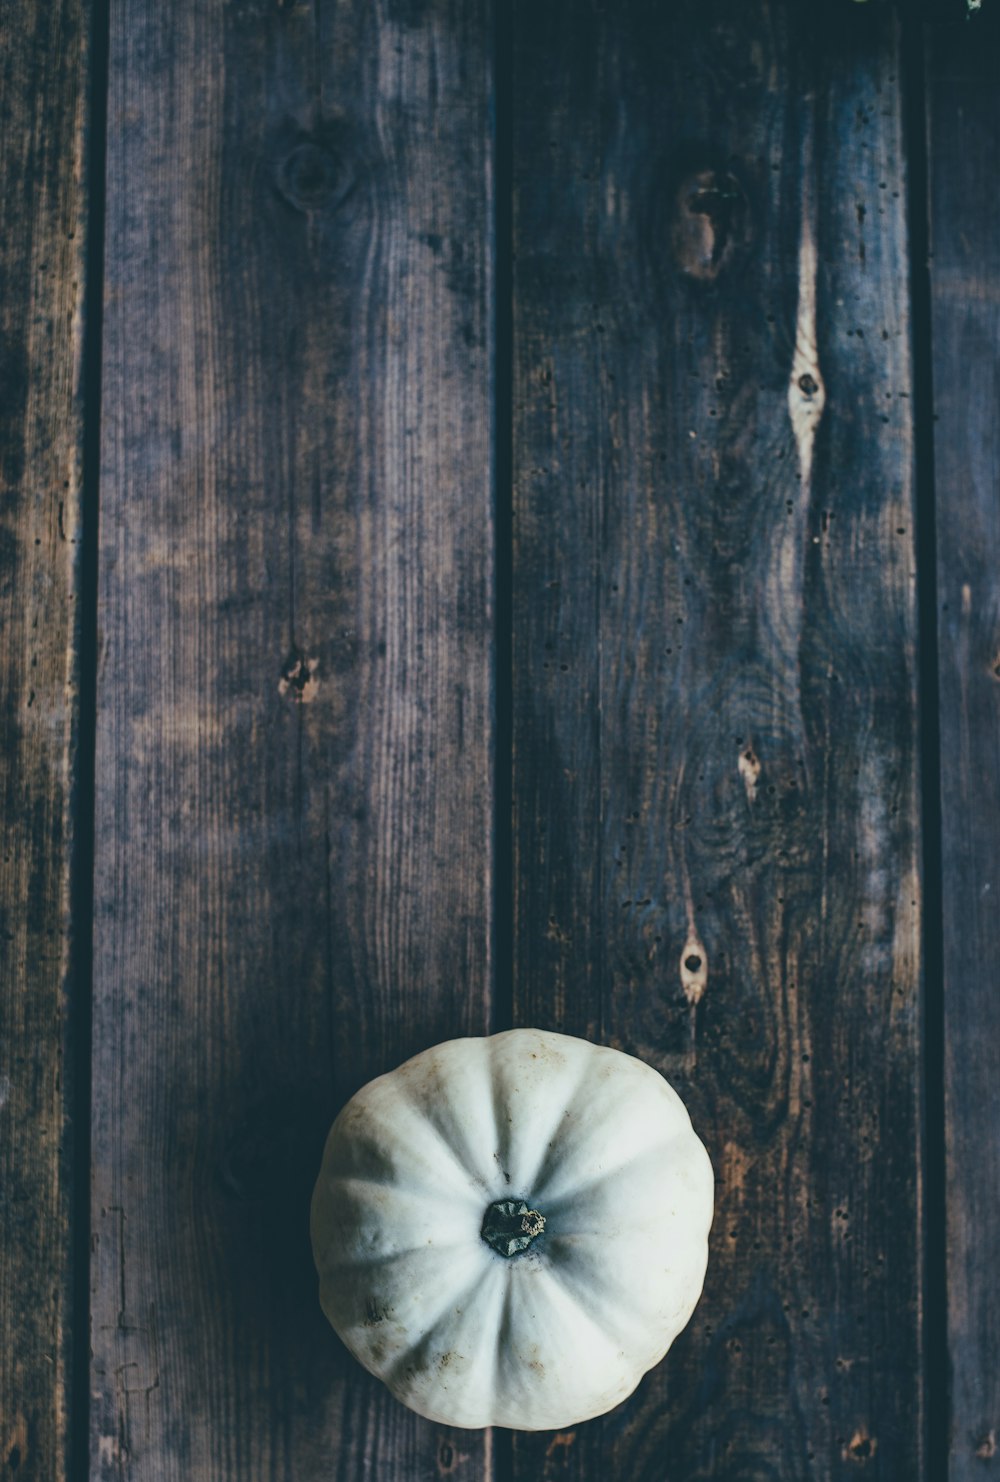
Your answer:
364;1295;390;1325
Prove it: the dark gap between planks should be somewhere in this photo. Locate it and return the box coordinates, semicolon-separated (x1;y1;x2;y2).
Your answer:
491;5;516;1480
901;10;948;1477
70;0;111;1476
493;0;515;1048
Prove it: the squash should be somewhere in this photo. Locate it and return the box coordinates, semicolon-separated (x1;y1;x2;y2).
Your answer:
310;1027;714;1430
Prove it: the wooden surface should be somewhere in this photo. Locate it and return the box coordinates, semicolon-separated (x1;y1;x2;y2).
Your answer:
90;0;493;1476
511;2;923;1477
926;8;1000;1476
3;0;1000;1477
0;2;92;1478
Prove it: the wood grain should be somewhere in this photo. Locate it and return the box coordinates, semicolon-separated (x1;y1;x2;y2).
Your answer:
0;2;92;1477
511;3;923;1476
91;0;494;1476
926;8;1000;1475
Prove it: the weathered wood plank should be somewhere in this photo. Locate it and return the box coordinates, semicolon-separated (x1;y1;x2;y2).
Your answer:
0;2;92;1476
512;3;922;1477
91;1;493;1476
926;9;1000;1475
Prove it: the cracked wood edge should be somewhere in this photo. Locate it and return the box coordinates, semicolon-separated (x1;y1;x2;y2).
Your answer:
0;2;92;1477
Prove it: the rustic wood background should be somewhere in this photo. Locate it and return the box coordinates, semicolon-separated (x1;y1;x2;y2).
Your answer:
1;0;997;1478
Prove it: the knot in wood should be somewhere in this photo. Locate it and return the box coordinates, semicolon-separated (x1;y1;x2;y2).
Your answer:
976;1431;997;1460
844;1429;877;1464
680;934;708;1005
670;168;751;282
278;140;350;213
278;650;319;703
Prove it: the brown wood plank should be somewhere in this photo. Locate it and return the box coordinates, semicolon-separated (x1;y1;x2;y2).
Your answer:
90;1;494;1476
926;9;1000;1476
511;3;923;1476
0;2;92;1476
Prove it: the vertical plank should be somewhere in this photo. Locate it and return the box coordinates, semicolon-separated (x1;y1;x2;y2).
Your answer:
926;9;1000;1475
0;1;92;1476
91;1;493;1476
512;3;923;1477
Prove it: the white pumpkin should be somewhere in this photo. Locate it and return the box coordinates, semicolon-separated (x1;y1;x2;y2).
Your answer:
310;1027;714;1431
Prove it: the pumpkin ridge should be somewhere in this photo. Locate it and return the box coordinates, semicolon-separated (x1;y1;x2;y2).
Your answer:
529;1068;690;1208
316;1233;479;1275
490;1258;635;1429
390;1036;499;1194
322;1169;481;1203
379;1260;500;1387
492;1270;515;1417
319;1172;482;1226
534;1134;689;1216
379;1083;492;1202
532;1253;652;1371
323;1099;481;1207
543;1231;704;1360
523;1055;660;1199
488;1031;595;1195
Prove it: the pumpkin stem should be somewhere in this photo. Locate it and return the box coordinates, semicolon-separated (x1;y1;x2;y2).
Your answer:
481;1199;546;1257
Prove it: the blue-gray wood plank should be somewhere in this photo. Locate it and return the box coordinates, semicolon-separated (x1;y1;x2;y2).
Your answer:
89;1;494;1477
510;3;924;1477
8;1;1000;1477
0;2;92;1477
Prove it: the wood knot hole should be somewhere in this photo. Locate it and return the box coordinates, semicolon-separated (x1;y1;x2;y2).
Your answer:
670;168;751;282
279;650;319;703
680;935;708;1005
844;1430;877;1464
278;141;350;212
738;744;761;802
